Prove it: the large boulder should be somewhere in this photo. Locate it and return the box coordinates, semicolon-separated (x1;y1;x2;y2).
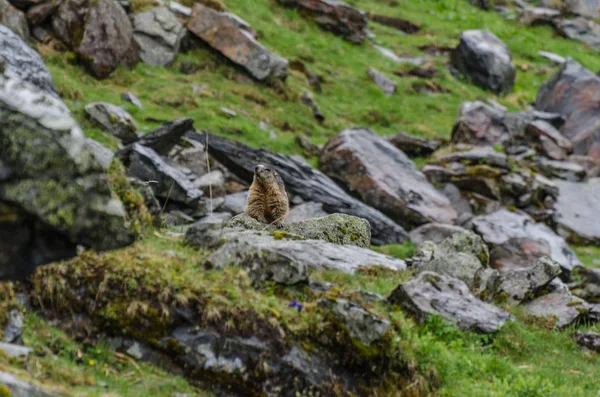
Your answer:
319;128;457;229
277;0;367;44
496;257;562;305
206;229;407;284
522;290;592;328
133;7;185;67
388;271;512;333
535;59;600;165
0;24;56;96
52;0;139;78
186;131;408;245
0;60;133;280
227;213;371;248
0;0;30;40
469;209;581;274
451;30;515;95
565;0;600;19
187;4;288;81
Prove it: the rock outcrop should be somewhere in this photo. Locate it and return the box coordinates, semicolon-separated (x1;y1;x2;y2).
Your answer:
496;257;562;305
133;7;185;67
0;0;30;40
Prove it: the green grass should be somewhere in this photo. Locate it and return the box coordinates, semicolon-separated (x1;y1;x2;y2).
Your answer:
574;246;600;268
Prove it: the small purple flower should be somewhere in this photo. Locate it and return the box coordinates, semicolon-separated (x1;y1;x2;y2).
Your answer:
288;299;303;313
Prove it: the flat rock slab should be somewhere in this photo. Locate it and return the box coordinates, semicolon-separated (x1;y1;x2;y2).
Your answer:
388;271;512;333
469;209;581;274
187;4;287;81
319;128;457;229
186;131;408;245
0;341;32;359
522;291;590;328
227;213;371;248
553;178;600;244
206;229;407;284
386;132;440;158
497;257;562;305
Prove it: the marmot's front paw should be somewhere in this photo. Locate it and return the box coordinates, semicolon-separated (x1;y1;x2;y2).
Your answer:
274;222;284;229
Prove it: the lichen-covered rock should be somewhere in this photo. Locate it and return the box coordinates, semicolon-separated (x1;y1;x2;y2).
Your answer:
85;102;140;144
318;298;390;345
133;7;185;67
451;30;515;95
184;218;225;249
206;229;406;284
84;139;114;170
553;178;600;244
0;0;29;40
522;290;591;328
0;371;54;397
226;213;371;248
187;4;287;81
0;66;133;280
497;257;562;305
388;271;512;333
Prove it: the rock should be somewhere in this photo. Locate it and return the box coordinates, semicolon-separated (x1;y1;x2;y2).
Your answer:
300;91;324;122
277;0;367;43
0;371;54;397
187;4;287;81
185;219;225;249
536;158;586;181
538;50;566;65
206;229;407;284
519;6;560;26
566;266;600;303
536;59;600;165
226;213;371;248
374;45;427;65
287;202;329;223
0;0;29;40
388;271;512;333
570;155;600;177
0;25;56;96
83;139;113;170
187;131;408;245
369;14;420;34
553;179;600;244
85;102;140;144
572;331;600;353
124;144;203;207
133;7;185;67
497;257;562;305
451;30;515;95
526;119;573;153
71;0;139;78
4;309;24;343
317;298;390;345
409;223;469;245
122;92;143;109
26;2;58;26
565;0;600;19
51;0;90;48
433;146;509;169
221;192;248;215
367;67;396;96
469;209;580;274
451;101;510;145
169;1;191;17
0;342;32;359
386;132;440;157
194;170;226;196
0;69;133;280
319;128;457;229
135;118;193;155
163;210;195;228
522;290;591;328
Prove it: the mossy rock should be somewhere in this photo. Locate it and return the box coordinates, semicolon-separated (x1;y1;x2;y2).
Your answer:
226;213;371;247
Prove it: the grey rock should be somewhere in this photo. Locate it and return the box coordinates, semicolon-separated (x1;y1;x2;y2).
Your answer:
572;331;600;353
434;146;509;169
497;257;562;305
169;1;191;17
451;30;516;95
121;92;143;109
388;271;512;333
206;229;407;284
222;192;248;215
199;212;232;225
194;170;226;196
4;309;23;343
569;266;600;303
133;7;185;67
84;138;114;170
565;0;600;19
320;128;457;230
85;102;140;144
522;290;591;328
469;209;580;274
519;6;560;26
317;298;390;345
554;178;600;244
0;342;32;359
163;210;195;228
0;0;29;41
538;50;566;65
409;223;469;246
386;132;440;157
187;4;287;81
451;101;510;146
287;202;329;223
367;67;396;96
374;45;427;65
0;371;54;397
300;91;324;122
185;219;225;249
136;118;193;155
439;183;473;220
0;25;55;95
227;212;371;248
26;2;58;27
536;158;586;181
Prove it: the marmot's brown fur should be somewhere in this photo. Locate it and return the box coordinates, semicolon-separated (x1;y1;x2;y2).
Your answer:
245;164;289;228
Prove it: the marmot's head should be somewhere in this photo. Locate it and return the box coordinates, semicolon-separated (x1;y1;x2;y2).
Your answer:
254;164;280;185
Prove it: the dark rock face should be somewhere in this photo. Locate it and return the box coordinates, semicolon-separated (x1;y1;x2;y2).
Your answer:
553;179;600;244
369;14;419;33
26;2;58;27
388;271;512;333
0;25;56;96
572;331;600;353
0;0;30;40
469;209;581;274
522;290;591;328
0;60;133;280
536;59;600;166
497;257;562;305
187;131;408;245
187;4;288;81
386;132;440;157
451;30;515;95
319;128;457;230
277;0;367;43
133;7;185;67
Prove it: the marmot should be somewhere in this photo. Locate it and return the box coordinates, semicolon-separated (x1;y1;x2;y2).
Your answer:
245;164;289;228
